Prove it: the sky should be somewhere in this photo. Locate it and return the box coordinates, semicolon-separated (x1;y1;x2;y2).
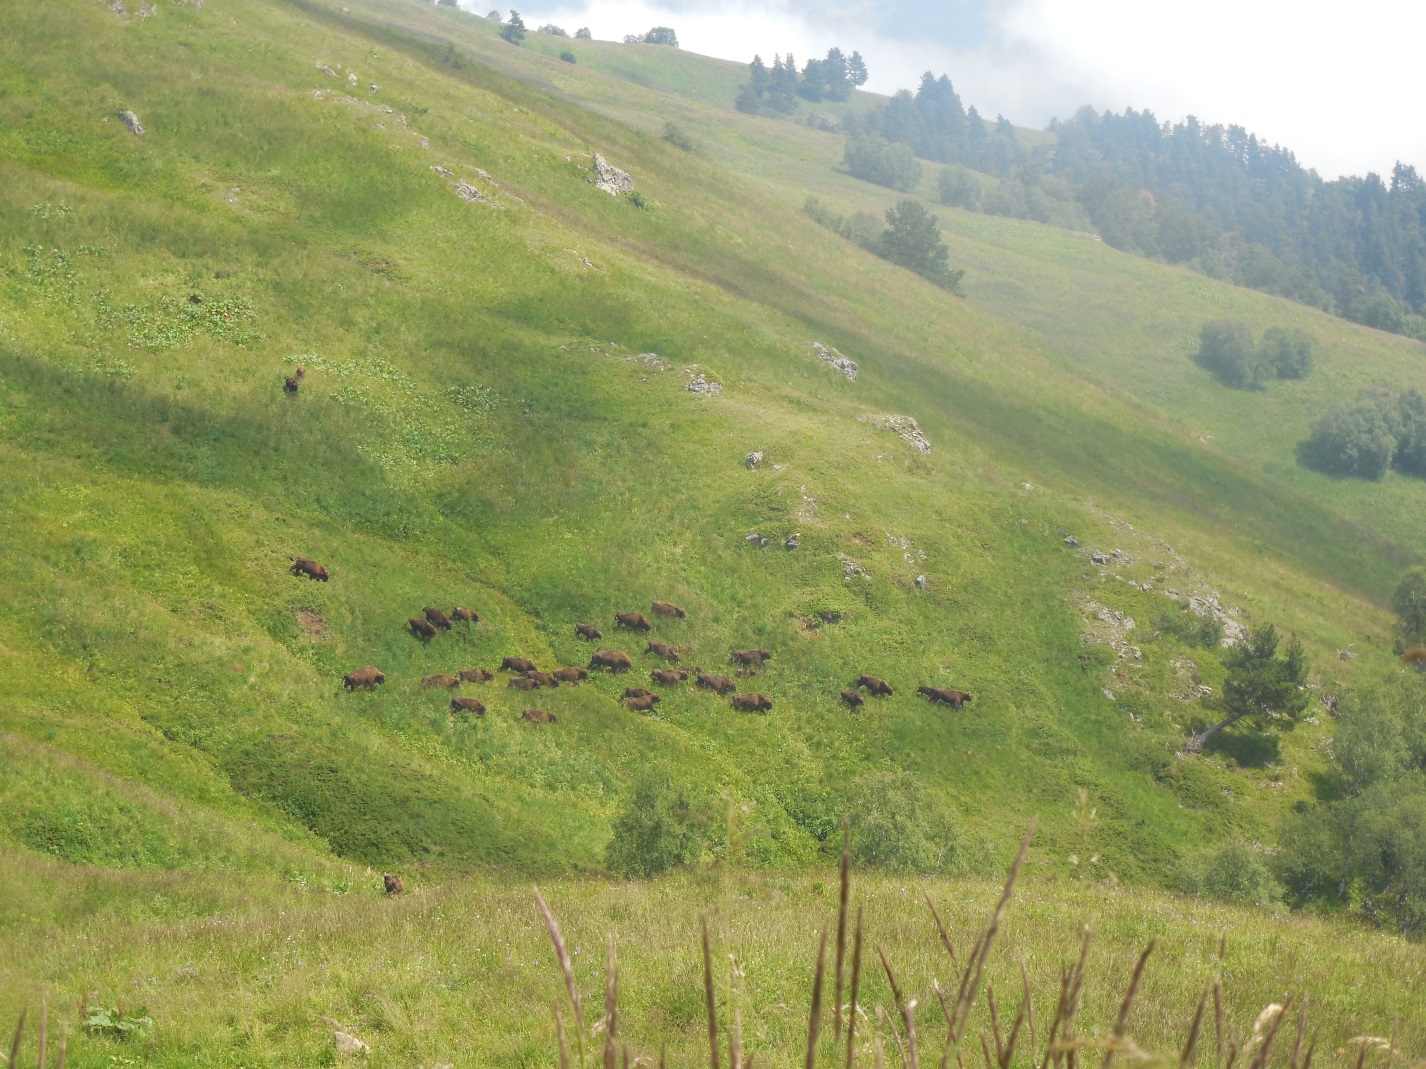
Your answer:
479;0;1425;180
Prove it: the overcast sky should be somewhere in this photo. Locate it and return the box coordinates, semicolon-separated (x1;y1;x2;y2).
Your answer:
486;0;1424;180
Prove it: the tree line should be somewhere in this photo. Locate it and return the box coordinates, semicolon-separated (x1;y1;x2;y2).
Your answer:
736;48;868;116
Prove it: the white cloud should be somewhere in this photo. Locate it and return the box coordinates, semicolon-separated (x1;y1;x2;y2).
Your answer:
498;0;1424;179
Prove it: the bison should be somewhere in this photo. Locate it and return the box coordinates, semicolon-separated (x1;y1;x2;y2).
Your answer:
524;670;559;688
651;600;686;619
420;674;460;689
645;639;680;662
451;696;486;717
695;669;736;694
383;873;404;896
735;668;757;678
730;649;772;666
501;656;538;673
856;674;894;696
452;606;481;624
918;686;972;709
589;649;633;673
343;666;386;691
520;707;557;724
458;667;494;683
731;692;773;713
507;676;538;691
575;623;603;641
294;365;306;380
615;611;652;632
409;617;438;641
290;557;329;581
284;375;300;394
623;687;657;700
651;668;689;685
840;689;865;710
625;694;659;712
424;606;453;631
551;667;588;683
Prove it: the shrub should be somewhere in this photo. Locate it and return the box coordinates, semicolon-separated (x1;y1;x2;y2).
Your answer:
1393;567;1426;646
843;133;922;192
605;777;704;877
1157;604;1223;648
538;23;567;35
938;166;982;211
1194;319;1268;388
1176;842;1282;906
660;122;694;152
846;769;964;874
559;51;576;64
643;26;678;46
1260;326;1315;378
1300;393;1398;478
500;10;525;43
574;26;591;39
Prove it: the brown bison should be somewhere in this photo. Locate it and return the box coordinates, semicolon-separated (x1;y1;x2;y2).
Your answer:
409;617;438;640
651;600;686;619
589;649;633;672
424;606;453;631
290;557;329;581
501;656;538;673
856;674;894;696
840;689;865;710
625;694;659;712
551;667;589;683
508;676;538;691
645;640;680;662
420;674;460;689
452;606;481;624
651;668;689;685
918;686;972;709
343;666;386;691
623;687;657;700
735;668;757;678
284;375;300;394
575;623;603;641
451;696;486;717
695;669;737;694
524;670;559;688
294;365;306;380
458;667;494;683
383;873;404;896
615;611;652;632
731;692;773;713
520;707;557;724
731;649;772;666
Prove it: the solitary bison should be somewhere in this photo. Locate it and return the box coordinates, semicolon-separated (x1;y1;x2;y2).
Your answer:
615;611;652;632
420;674;460;689
651;600;686;619
626;694;659;712
424;606;453;631
551;667;588;683
507;676;538;691
918;686;972;709
520;707;557;724
731;692;773;713
452;606;481;624
458;667;494;683
524;670;559;688
451;696;486;717
645;640;680;662
501;656;538;673
695;669;736;694
840;689;865;710
409;617;438;640
343;666;386;691
856;674;894;696
284;375;300;394
290;557;329;581
589;649;633;672
731;649;772;666
383;873;404;896
651;668;689;685
575;623;603;641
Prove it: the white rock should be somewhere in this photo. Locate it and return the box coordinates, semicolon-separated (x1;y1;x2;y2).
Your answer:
812;341;857;380
871;415;931;453
334;1031;370;1056
590;153;634;196
118;110;145;135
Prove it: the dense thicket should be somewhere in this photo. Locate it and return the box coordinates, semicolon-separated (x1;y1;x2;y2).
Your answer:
1193;319;1315;388
1300;387;1426;479
737;47;867;115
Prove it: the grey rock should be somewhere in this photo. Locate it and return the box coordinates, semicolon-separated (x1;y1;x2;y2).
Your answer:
871;414;931;453
591;153;634;196
785;533;801;550
118;110;145;135
915;574;928;590
452;180;485;202
1090;550;1109;565
686;373;721;396
745;450;763;470
1063;534;1080;547
812;341;857;380
746;533;768;549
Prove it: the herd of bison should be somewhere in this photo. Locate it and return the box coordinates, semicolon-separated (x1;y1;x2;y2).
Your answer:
291;557;973;724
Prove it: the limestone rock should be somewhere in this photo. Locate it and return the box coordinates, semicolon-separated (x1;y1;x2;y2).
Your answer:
871;414;931;453
118;110;145;135
746;533;768;548
452;180;485;202
591;153;634;196
745;451;763;470
686;373;721;396
785;532;801;550
812;341;857;380
334;1031;370;1056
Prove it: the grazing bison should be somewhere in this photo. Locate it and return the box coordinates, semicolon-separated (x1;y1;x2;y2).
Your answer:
623;687;657;700
615;611;652;632
424;606;453;631
284;375;300;394
840;689;865;710
507;676;538;691
551;667;588;683
651;600;686;619
420;674;460;689
409;617;438;640
524;670;559;688
451;696;486;717
730;649;772;666
651;668;689;685
856;674;894;696
452;606;480;624
520;707;557;724
918;686;973;709
625;694;659;712
294;365;306;380
458;667;494;683
290;557;329;581
589;649;633;673
695;669;736;694
343;666;385;691
731;692;773;713
501;656;538;673
383;873;404;896
645;640;680;662
575;623;603;641
735;668;757;679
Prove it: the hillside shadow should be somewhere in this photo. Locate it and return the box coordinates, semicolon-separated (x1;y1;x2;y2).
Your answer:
1202;727;1281;768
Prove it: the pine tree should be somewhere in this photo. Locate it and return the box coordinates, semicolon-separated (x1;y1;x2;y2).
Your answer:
500;9;525;43
847;50;868;88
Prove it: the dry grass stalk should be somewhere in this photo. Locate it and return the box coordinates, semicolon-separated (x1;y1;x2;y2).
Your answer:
1246;999;1291;1069
555;998;572;1069
875;1038;885;1069
1301;1037;1317;1069
925;892;960;973
536;887;587;1065
604;935;621;1069
1214;982;1225;1069
704;917;721;1069
883;1004;909;1066
879;946;918;1069
9;1008;26;1069
1180;984;1210;1069
1041;926;1091;1069
837;822;852;1042
846;904;864;1069
1288;1003;1308;1069
981;1032;997;1069
1019;954;1037;1061
806;928;829;1069
731;1006;744;1069
1102;940;1156;1069
38;997;46;1069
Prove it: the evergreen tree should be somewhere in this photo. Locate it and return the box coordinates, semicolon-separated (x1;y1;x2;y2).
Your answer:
574;26;591;38
500;9;525;43
1188;624;1309;752
876;199;964;292
643;26;678;46
847;50;868;88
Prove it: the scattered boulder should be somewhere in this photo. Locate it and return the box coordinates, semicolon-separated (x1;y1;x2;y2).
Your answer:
813;341;857;380
118;110;145;136
431;165;454;177
871;415;931;453
785;532;801;550
334;1031;370;1056
687;373;721;396
746;533;768;548
838;555;865;579
453;180;485;203
138;3;155;16
315;61;337;76
1062;533;1081;547
591;153;635;196
1090;550;1109;565
915;574;928;590
745;451;764;470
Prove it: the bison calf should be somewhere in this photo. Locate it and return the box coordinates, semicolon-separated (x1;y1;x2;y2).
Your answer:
840;689;865;710
501;656;538;673
615;611;652;632
420;674;460;689
458;667;494;683
575;623;603;641
589;649;633;672
856;674;894;696
290;557;329;581
343;666;385;691
730;649;772;666
651;600;686;619
424;606;453;631
520;707;557;724
623;687;657;700
651;668;689;685
551;667;588;683
625;694;659;712
524;670;559;688
452;606;481;624
451;696;486;717
918;686;973;709
645;640;680;662
731;692;773;713
383;873;404;895
409;617;438;641
508;676;538;691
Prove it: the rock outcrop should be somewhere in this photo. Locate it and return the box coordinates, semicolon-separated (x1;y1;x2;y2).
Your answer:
813;341;857;380
591;153;634;196
872;415;931;453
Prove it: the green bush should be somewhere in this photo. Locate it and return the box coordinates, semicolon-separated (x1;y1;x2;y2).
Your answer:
938;166;982;211
1260;326;1315;378
559;51;576;64
846;769;964;874
1394;567;1426;646
1195;319;1269;388
605;777;704;878
1176;842;1282;906
1300;391;1400;478
1157;604;1223;648
843;133;922;192
660;122;695;152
